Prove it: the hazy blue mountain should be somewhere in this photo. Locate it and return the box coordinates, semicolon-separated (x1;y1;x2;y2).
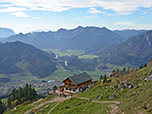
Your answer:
3;26;122;52
113;29;148;40
0;41;57;78
0;27;15;38
98;30;152;66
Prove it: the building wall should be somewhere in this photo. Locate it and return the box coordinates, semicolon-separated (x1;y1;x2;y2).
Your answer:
63;78;92;93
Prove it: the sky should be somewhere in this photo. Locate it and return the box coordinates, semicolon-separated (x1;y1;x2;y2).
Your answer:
0;0;152;33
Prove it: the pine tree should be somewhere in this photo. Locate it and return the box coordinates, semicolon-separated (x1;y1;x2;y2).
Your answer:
100;75;103;79
103;74;107;84
0;100;6;114
144;64;147;67
7;83;39;108
123;68;126;72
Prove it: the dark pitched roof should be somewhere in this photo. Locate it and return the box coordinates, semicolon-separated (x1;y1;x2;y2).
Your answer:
64;72;92;85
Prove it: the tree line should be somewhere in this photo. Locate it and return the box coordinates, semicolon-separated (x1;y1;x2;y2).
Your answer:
7;84;39;109
0;100;6;114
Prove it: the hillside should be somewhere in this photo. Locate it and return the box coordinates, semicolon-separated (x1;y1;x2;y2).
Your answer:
113;29;148;40
4;59;152;114
97;30;152;66
0;41;57;78
0;27;15;38
3;26;122;52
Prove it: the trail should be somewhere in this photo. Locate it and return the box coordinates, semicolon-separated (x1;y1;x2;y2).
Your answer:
47;103;60;114
24;96;121;114
76;96;121;114
23;96;71;114
76;96;120;104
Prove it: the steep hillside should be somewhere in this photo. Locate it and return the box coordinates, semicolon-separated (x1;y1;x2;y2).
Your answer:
4;59;152;114
114;29;148;40
0;41;57;78
98;30;152;66
3;26;122;52
0;27;15;38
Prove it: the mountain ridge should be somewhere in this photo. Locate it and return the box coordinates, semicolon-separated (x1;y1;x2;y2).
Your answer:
0;41;57;78
2;26;123;52
0;27;15;38
97;30;152;66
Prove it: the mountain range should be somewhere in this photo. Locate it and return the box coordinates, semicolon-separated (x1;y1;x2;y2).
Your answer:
98;30;152;66
0;41;57;78
113;29;148;40
1;26;123;52
0;26;151;68
0;27;15;38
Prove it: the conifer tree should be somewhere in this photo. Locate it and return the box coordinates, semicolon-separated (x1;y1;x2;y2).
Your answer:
103;74;107;83
0;100;6;114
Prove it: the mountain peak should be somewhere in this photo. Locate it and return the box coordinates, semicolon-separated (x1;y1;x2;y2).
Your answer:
0;27;15;38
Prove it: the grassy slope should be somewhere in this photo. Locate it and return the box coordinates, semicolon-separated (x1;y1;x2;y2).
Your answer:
78;63;152;113
33;102;57;114
4;95;56;114
50;98;111;114
4;62;152;114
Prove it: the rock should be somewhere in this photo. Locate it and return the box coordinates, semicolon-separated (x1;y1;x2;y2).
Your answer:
99;94;103;100
88;93;91;95
65;106;69;109
106;79;111;83
30;112;34;114
116;93;120;97
134;76;138;78
134;86;139;89
149;72;152;76
146;103;150;109
121;88;124;92
116;80;120;84
144;77;148;82
124;82;130;88
148;75;152;80
143;104;148;109
96;95;100;98
128;84;133;89
119;83;125;89
88;99;92;103
130;91;136;96
40;109;43;112
78;103;82;106
128;98;135;103
109;94;116;100
45;105;49;108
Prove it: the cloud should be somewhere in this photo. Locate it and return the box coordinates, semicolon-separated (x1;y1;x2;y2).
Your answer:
0;7;29;17
88;8;106;14
84;15;98;18
113;22;136;26
113;22;152;29
0;0;152;13
11;11;29;17
0;7;27;12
